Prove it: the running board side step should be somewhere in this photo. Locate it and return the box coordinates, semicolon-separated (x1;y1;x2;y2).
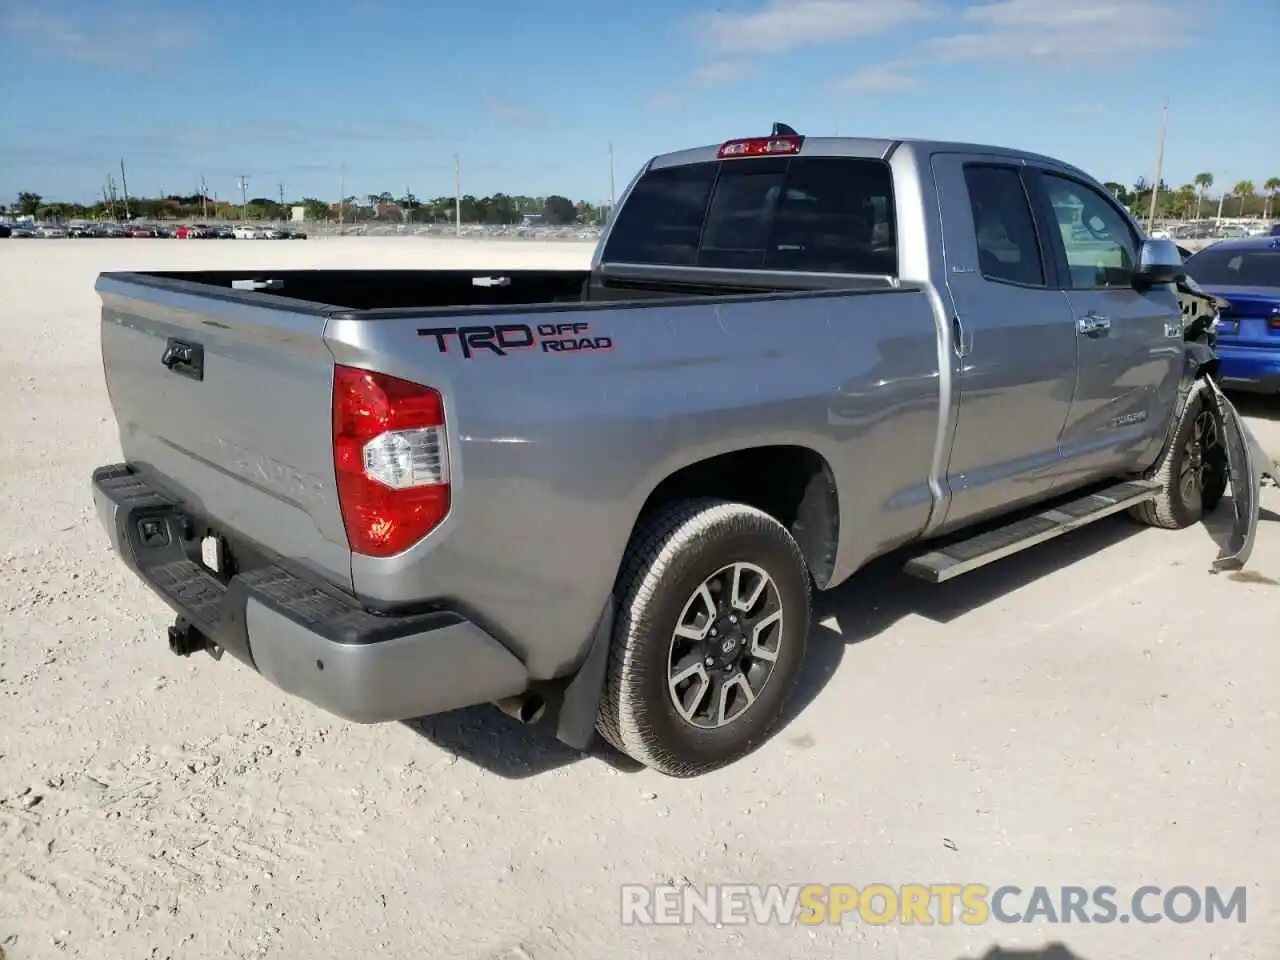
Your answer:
904;479;1162;584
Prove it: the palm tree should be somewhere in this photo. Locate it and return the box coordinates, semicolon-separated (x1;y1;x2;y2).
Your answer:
1193;172;1213;219
1232;181;1255;217
1175;184;1196;220
1264;177;1280;220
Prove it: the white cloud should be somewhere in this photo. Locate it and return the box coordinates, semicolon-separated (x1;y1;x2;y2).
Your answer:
697;0;937;54
834;64;916;91
0;1;194;66
925;0;1191;63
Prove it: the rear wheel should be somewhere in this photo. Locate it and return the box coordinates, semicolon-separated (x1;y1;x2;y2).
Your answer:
1130;388;1228;529
596;499;811;777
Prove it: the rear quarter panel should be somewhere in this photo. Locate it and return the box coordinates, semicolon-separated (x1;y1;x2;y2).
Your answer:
326;290;944;679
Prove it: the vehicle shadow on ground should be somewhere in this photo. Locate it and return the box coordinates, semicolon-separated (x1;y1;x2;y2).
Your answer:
777;513;1145;731
409;511;1149;779
407;704;644;779
967;946;1090;960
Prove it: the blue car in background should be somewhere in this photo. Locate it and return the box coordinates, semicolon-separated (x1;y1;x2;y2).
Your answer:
1183;235;1280;394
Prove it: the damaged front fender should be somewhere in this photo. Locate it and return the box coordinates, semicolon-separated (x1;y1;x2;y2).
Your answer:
1204;375;1278;572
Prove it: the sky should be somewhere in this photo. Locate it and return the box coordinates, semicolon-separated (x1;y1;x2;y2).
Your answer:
1;0;1276;206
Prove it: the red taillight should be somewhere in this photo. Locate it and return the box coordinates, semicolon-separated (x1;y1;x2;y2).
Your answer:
717;135;803;159
332;364;450;558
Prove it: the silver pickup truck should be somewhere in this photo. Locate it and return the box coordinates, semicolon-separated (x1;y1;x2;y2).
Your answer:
91;127;1270;777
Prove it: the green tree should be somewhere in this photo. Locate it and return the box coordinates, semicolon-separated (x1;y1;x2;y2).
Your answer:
1193;172;1213;219
300;197;331;221
1263;177;1280;220
1232;181;1254;217
542;194;576;225
484;193;519;224
16;191;42;216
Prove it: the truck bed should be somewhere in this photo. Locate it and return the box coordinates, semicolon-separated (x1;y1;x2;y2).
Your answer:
118;266;898;314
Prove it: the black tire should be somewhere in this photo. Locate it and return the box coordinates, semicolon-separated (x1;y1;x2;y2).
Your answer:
595;498;812;777
1130;386;1228;529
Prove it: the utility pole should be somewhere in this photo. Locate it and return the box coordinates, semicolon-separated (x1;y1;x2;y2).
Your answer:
119;159;131;220
1215;172;1228;221
200;176;208;219
236;175;249;220
453;153;461;236
279;182;285;209
608;142;616;219
1146;96;1169;232
338;162;346;232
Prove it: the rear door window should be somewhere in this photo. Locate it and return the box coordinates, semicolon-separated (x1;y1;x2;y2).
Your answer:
603;155;897;276
962;165;1046;287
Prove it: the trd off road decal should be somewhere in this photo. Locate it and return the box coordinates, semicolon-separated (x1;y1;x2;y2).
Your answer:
417;321;614;359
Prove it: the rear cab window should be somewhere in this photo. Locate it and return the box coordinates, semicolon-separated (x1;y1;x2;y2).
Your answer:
603;155;897;276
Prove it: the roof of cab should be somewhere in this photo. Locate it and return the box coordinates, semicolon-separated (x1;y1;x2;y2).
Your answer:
647;135;1089;180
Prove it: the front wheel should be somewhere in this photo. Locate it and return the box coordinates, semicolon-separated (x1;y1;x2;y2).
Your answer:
1130;387;1228;529
596;499;812;777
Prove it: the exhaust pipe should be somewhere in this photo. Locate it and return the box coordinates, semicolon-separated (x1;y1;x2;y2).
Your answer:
494;693;546;725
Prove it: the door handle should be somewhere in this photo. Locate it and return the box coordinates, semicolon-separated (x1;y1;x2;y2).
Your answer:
952;315;972;358
1077;312;1111;336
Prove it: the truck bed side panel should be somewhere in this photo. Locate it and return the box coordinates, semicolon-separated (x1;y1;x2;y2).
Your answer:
97;279;351;590
325;289;943;679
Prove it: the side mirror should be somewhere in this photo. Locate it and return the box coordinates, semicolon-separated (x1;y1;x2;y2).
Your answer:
1134;237;1186;287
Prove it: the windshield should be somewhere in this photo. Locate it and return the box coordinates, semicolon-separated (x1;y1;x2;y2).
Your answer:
1185;246;1280;287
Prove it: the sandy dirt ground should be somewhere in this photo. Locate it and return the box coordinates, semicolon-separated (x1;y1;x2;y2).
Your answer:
0;238;1276;960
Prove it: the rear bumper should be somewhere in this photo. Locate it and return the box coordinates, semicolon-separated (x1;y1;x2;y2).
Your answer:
91;463;530;723
1214;343;1280;393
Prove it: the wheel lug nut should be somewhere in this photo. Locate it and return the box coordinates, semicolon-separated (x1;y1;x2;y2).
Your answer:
705;657;715;667
710;628;718;637
729;615;738;624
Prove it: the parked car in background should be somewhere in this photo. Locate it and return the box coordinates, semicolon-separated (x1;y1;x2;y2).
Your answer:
1184;235;1280;394
36;225;69;238
0;223;11;238
9;224;36;238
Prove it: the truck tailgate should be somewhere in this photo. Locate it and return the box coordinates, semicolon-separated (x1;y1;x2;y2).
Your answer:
97;275;351;590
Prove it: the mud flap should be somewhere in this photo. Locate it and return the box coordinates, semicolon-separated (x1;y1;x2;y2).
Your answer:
1203;376;1278;572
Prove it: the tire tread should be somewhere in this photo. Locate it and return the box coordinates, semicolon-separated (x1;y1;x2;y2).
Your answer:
596;498;810;777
